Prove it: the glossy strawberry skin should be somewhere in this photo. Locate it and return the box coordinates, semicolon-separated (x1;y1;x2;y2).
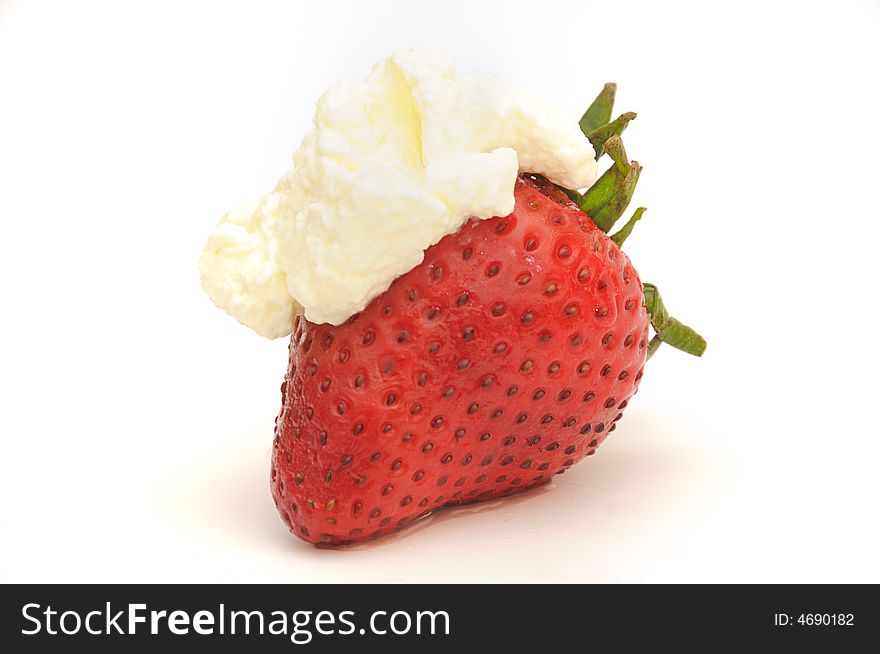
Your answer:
271;175;649;545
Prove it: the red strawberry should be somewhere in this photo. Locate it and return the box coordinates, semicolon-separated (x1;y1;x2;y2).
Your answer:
268;83;706;545
271;174;651;544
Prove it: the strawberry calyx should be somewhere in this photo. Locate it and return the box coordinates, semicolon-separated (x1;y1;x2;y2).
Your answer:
588;112;637;159
578;82;617;135
643;284;707;358
557;83;706;359
610;206;646;247
578;134;642;232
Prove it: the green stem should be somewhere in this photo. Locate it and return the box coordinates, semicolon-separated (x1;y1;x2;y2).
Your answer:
579;83;616;136
610;207;646;247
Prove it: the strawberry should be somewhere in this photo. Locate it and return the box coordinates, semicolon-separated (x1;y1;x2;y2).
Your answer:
271;85;705;545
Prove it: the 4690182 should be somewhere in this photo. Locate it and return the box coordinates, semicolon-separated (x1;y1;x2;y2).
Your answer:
797;614;853;626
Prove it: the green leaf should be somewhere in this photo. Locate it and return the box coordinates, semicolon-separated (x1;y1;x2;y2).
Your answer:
610;207;646;247
642;283;669;326
578;165;620;223
588;112;637;159
578;135;640;233
656;318;707;356
578;156;641;233
603;134;629;171
642;283;706;358
646;335;663;360
579;83;616;136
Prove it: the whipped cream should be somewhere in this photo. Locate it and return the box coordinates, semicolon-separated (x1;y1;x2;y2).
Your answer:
200;50;597;337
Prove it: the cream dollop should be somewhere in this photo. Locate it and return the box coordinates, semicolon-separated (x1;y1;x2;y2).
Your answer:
200;50;597;337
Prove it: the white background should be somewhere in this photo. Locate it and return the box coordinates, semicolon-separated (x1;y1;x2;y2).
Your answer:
2;0;879;583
